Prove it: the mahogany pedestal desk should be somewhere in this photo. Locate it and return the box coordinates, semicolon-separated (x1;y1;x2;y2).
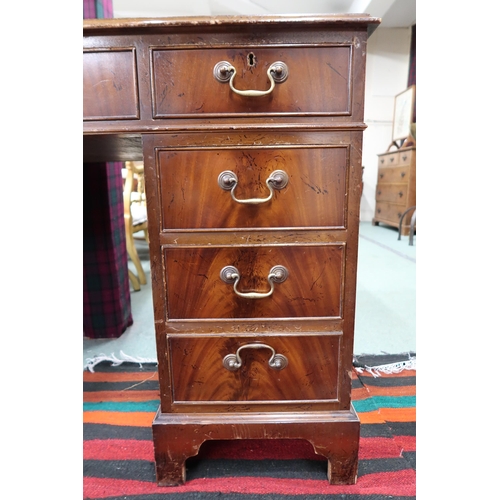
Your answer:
83;15;380;486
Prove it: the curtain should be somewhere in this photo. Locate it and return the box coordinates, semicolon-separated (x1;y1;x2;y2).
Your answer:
83;0;113;19
83;0;133;338
407;24;416;87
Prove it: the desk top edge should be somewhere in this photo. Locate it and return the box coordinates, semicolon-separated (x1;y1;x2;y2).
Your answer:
83;15;382;32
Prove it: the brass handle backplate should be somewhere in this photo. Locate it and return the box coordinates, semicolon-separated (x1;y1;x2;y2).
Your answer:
218;169;288;204
223;343;288;371
213;60;288;97
220;265;288;299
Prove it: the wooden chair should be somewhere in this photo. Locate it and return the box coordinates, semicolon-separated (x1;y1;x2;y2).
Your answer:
123;161;149;290
398;206;416;246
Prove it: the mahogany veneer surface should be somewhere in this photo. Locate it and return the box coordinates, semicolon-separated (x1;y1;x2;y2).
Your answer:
157;146;348;229
164;245;344;319
151;46;352;117
83;14;380;487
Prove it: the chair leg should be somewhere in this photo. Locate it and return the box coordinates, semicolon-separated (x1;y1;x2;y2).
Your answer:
125;226;147;285
409;210;416;246
398;206;416;242
397;214;403;240
128;269;141;291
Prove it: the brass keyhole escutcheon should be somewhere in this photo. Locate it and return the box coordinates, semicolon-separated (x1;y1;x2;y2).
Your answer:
247;52;256;67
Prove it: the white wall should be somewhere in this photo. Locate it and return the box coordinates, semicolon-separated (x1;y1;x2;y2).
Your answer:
361;27;412;221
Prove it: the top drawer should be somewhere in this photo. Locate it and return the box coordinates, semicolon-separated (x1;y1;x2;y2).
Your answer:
83;49;140;121
378;148;415;168
398;149;414;165
151;46;353;118
378;152;399;168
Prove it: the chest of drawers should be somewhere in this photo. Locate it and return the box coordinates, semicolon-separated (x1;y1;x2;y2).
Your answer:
83;15;380;486
373;146;416;235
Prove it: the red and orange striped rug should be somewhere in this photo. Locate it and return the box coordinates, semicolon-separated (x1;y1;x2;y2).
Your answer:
83;358;416;499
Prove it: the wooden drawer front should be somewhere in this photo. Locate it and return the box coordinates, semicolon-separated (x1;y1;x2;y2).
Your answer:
377;166;410;184
399;149;414;165
378;153;399;168
169;334;340;403
376;184;408;203
151;46;352;118
165;245;344;320
374;202;405;225
83;49;139;121
158;146;347;230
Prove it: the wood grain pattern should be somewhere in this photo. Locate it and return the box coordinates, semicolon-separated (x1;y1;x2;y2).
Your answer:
83;15;380;486
83;134;143;162
83;16;377;135
152;46;351;117
153;408;360;485
83;49;139;120
169;334;340;403
158;146;347;229
164;245;343;319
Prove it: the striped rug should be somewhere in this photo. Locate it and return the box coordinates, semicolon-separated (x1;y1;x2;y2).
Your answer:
83;359;416;499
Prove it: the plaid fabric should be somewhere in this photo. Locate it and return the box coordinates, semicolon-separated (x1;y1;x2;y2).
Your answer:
83;360;416;498
83;1;133;339
83;0;113;19
407;25;416;88
83;163;133;339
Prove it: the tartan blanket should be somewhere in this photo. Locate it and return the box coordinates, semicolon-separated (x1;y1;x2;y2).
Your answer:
83;359;416;499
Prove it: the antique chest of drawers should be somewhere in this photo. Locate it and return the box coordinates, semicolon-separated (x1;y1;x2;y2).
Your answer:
83;15;380;486
373;146;416;235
